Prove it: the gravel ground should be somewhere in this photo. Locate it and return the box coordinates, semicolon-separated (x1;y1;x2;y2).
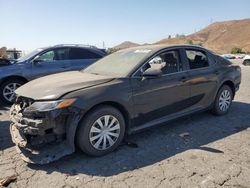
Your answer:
0;62;250;188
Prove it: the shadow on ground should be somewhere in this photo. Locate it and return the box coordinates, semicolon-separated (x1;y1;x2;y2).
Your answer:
0;104;9;113
1;101;250;177
0;104;14;150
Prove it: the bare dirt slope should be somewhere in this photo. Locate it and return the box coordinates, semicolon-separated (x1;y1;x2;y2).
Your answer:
115;18;250;53
157;19;250;54
113;41;140;50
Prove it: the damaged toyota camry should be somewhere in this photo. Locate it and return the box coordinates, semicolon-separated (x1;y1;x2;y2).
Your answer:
10;45;241;164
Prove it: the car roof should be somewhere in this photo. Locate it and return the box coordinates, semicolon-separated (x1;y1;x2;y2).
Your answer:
39;44;106;55
53;44;98;49
121;44;212;54
117;44;215;64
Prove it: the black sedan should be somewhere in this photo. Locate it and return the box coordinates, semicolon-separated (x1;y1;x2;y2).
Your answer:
10;45;241;164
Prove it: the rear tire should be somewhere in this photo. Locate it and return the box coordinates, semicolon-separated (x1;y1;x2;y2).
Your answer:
243;60;250;66
76;105;125;156
0;79;25;105
212;85;233;115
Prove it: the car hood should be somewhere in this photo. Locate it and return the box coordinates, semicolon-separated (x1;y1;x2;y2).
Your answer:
0;60;25;68
16;71;114;100
0;60;11;67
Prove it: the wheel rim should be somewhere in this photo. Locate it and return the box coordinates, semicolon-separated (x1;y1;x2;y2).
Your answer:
219;89;231;112
89;115;121;150
3;82;21;102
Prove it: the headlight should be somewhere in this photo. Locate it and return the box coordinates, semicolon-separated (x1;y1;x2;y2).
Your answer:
25;98;77;112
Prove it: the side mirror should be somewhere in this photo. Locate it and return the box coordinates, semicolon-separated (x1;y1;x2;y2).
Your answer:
142;68;162;78
32;56;43;66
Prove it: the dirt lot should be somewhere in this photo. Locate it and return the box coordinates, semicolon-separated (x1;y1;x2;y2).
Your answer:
0;61;250;188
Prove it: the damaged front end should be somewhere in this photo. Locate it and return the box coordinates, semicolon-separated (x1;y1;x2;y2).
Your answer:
9;96;83;164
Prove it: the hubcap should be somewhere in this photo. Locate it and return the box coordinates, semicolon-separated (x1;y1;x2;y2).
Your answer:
3;83;21;102
219;89;231;112
89;115;120;150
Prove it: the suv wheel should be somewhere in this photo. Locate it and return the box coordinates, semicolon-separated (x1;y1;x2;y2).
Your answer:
77;106;125;156
243;59;250;66
0;79;24;104
212;85;233;115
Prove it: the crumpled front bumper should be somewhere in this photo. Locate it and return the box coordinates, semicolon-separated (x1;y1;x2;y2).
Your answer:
9;102;81;164
10;124;73;164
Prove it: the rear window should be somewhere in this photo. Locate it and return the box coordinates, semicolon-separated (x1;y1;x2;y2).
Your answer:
69;48;102;59
55;48;70;60
186;50;209;69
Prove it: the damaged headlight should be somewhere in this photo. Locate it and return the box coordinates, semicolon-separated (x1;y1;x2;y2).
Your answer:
25;98;77;112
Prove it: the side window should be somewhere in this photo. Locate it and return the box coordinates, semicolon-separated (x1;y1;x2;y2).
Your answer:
144;50;181;75
37;50;55;61
69;48;102;60
186;50;209;69
54;48;69;60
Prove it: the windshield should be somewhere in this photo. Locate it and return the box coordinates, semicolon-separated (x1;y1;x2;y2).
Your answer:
84;49;152;77
17;48;44;62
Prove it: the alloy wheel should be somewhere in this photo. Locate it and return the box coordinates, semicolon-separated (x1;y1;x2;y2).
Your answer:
3;82;21;102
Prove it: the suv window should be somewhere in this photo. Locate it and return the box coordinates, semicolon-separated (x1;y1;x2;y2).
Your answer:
69;48;102;59
54;48;69;60
36;48;70;62
143;50;181;75
37;50;55;61
186;50;209;69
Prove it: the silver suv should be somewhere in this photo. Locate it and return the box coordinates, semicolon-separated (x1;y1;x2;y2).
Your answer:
0;44;106;104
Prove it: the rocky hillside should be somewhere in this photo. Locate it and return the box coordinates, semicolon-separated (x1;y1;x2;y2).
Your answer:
157;18;250;53
114;18;250;54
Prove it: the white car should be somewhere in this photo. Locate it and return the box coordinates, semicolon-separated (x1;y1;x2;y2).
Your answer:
221;54;236;59
243;55;250;66
234;54;245;59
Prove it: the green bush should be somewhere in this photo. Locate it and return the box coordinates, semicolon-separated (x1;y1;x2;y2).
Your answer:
186;40;193;45
231;47;242;54
107;48;119;54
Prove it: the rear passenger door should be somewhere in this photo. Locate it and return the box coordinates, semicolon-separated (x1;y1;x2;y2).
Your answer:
69;48;102;70
184;48;218;109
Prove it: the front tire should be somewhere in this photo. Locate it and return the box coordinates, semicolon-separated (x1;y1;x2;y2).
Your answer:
212;85;233;115
0;79;24;104
76;106;125;156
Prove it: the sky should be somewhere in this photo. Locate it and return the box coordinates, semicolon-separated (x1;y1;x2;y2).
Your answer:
0;0;250;52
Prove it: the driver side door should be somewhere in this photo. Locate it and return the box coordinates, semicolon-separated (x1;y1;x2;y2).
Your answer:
131;49;190;127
